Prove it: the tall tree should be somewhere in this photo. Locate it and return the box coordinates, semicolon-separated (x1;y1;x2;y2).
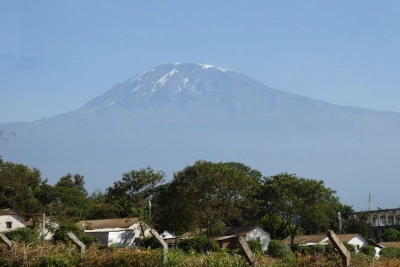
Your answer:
165;160;259;247
106;166;165;236
261;173;337;245
0;158;42;213
37;173;89;221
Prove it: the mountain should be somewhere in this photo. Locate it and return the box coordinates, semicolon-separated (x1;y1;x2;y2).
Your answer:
1;63;399;210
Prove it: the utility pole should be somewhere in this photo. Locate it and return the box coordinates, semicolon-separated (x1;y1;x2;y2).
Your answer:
148;199;152;220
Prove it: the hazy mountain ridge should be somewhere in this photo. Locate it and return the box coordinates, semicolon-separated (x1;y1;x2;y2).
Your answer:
1;63;400;210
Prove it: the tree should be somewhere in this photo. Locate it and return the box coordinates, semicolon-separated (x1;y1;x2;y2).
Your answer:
106;166;165;236
37;174;90;221
0;158;42;213
346;212;370;238
261;173;337;245
381;228;400;242
56;173;88;196
329;197;354;234
165;160;260;248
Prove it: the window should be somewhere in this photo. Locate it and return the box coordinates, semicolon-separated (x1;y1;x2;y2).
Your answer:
6;222;12;229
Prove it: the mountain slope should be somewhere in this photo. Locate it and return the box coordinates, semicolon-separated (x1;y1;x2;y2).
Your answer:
1;63;399;210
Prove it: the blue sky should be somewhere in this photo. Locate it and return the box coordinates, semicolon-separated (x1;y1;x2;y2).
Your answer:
1;0;400;123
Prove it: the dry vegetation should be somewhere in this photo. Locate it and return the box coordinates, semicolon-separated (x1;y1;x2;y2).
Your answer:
2;243;400;267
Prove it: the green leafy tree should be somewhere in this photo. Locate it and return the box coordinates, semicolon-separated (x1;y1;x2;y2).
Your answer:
381;228;400;242
261;173;336;245
165;160;260;248
86;189;118;220
36;174;89;221
0;158;42;213
106;166;165;235
346;212;370;238
329;197;354;234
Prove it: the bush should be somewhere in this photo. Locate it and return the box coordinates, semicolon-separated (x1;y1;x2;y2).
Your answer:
360;245;376;257
177;235;216;253
343;242;355;252
381;228;400;242
140;236;163;249
247;238;263;253
3;227;39;244
267;240;295;260
380;246;400;258
52;221;96;247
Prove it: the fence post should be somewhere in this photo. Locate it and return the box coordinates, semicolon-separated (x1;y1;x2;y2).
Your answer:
150;229;168;266
326;230;351;267
237;236;257;266
0;232;12;251
66;232;86;258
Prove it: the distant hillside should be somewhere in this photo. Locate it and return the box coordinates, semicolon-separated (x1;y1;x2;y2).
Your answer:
1;63;399;210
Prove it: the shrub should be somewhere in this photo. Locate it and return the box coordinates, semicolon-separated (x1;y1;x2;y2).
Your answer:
52;221;96;247
267;240;295;260
141;236;163;249
381;228;400;242
247;238;263;253
360;245;376;257
3;227;39;244
177;235;216;253
380;246;400;258
343;242;355;252
310;244;326;254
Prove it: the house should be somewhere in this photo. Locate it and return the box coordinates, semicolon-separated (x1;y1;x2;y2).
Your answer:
84;228;136;247
75;218;153;246
160;231;177;249
282;233;370;253
214;226;271;252
25;215;59;240
0;209;26;232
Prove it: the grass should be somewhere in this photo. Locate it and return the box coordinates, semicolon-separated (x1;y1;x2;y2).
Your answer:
2;242;400;267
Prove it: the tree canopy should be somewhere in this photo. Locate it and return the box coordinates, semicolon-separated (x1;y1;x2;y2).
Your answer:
261;173;337;244
163;160;260;246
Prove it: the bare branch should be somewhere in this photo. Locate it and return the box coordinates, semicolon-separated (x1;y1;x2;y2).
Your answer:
0;130;16;141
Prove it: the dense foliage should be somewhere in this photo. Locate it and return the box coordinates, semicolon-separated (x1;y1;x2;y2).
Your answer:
0;156;369;257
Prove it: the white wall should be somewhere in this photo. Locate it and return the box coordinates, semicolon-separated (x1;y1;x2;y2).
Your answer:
128;221;152;238
0;214;26;232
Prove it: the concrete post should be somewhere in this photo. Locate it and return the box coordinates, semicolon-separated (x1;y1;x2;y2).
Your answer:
150;229;168;266
394;210;397;225
237;236;256;266
66;232;85;257
378;212;381;226
326;230;351;267
0;232;12;251
386;212;389;226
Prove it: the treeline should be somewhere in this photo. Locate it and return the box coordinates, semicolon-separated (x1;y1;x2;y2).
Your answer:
0;157;368;241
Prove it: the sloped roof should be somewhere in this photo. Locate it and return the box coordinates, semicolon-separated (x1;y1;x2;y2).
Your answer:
282;234;327;245
224;226;259;236
283;233;365;245
328;234;363;243
76;218;140;229
0;208;25;218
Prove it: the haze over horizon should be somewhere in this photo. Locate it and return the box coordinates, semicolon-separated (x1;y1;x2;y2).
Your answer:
1;1;400;212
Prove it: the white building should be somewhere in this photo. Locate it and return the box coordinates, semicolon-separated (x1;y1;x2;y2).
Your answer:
0;209;26;232
75;218;153;247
